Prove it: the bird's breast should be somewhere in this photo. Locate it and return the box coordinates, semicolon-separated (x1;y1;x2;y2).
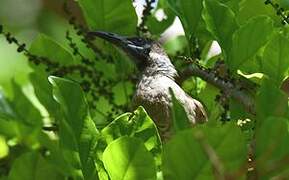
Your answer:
132;75;183;139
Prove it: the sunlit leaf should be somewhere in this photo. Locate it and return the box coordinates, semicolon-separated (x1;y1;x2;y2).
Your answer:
101;106;162;165
103;136;157;180
49;76;99;180
0;136;8;159
30;73;60;120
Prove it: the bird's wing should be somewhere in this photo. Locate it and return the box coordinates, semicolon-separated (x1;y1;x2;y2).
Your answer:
188;95;208;123
176;93;208;124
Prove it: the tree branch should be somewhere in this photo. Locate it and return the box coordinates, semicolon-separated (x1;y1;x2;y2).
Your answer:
177;65;256;115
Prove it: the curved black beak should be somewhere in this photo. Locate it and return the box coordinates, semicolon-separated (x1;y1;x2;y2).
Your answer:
88;31;127;46
88;31;130;48
88;31;150;69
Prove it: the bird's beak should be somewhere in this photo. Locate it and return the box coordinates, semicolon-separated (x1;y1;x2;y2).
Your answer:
88;31;148;68
88;31;130;48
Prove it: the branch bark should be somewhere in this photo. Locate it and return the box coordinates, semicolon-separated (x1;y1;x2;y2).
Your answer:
177;65;256;115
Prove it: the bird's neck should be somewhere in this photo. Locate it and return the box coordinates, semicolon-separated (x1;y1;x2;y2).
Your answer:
142;52;177;79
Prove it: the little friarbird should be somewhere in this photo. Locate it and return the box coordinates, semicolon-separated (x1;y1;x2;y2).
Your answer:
89;31;207;140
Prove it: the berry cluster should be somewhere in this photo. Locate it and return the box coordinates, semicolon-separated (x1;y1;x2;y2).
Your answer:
265;0;289;25
137;0;156;35
0;13;133;122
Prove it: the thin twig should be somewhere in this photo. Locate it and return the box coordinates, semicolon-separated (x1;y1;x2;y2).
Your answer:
194;131;225;180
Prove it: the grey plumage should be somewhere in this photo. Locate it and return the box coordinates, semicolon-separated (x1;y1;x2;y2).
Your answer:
132;42;207;139
89;31;207;140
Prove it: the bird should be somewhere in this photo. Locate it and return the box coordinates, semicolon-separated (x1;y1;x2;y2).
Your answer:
88;31;207;140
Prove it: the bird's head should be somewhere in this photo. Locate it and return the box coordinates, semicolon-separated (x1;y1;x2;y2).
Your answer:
88;31;151;68
88;31;177;78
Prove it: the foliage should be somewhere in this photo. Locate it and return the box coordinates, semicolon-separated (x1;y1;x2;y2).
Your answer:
1;0;289;179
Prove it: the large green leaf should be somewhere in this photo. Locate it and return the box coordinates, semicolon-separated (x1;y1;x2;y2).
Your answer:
10;81;42;127
30;34;75;66
103;136;157;180
0;85;43;146
256;79;288;122
30;73;60;120
262;33;289;85
256;117;289;177
101;107;162;165
49;76;99;180
163;123;247;179
202;0;238;56
237;0;279;25
219;0;240;14
78;0;137;35
168;0;203;38
38;132;80;178
8;152;63;180
228;16;274;71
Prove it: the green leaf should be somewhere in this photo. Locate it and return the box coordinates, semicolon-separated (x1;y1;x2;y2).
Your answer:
10;81;42;127
168;0;203;38
219;0;240;14
262;33;289;85
0;136;8;159
147;0;176;35
228;16;274;71
49;76;100;180
256;79;288;122
38;132;79;178
0;87;42;145
202;0;238;56
0;91;19;138
169;88;191;132
30;73;60;120
103;136;157;180
0;119;18;138
0;91;16;120
8;152;64;180
112;81;134;106
198;84;222;122
256;117;289;177
78;0;137;35
30;34;75;66
163;123;247;179
163;35;187;56
237;0;280;25
101;107;162;165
